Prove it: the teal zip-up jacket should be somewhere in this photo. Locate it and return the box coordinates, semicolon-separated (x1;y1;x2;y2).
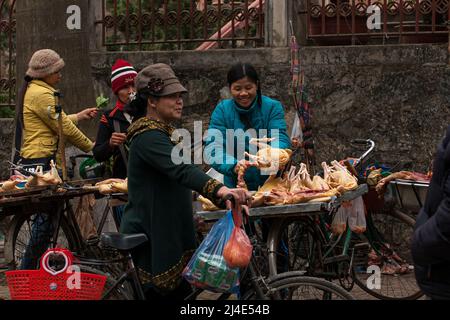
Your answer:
204;95;291;191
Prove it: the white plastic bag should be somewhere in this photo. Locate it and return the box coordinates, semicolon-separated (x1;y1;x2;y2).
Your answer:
331;202;350;235
348;196;367;234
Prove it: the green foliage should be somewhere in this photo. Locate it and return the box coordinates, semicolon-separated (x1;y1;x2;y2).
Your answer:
0;106;15;118
0;108;15;118
96;94;110;109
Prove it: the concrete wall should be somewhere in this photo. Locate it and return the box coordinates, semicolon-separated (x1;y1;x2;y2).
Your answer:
2;44;450;178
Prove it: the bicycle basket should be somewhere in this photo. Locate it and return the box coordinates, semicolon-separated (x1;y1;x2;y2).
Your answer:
5;248;107;300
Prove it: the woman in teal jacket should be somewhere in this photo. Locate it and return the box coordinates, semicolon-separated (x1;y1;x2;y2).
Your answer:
205;63;291;191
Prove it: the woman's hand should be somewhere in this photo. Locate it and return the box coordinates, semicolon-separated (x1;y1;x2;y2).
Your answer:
109;132;127;147
76;107;98;121
216;186;252;209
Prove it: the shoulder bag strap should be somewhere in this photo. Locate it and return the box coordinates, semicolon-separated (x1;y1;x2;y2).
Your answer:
113;119;128;173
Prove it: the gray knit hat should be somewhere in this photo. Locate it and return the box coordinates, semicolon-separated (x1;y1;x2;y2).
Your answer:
135;63;187;97
26;49;65;78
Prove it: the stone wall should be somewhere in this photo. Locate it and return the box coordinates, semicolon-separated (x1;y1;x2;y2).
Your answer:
2;44;450;179
89;47;296;153
300;44;450;172
0;119;14;179
90;44;450;174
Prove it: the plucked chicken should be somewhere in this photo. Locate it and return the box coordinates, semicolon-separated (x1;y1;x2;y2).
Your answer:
25;160;62;188
0;180;20;193
322;161;358;192
237;137;292;189
87;178;128;195
375;171;431;195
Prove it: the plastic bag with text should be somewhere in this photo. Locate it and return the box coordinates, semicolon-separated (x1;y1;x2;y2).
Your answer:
182;210;240;293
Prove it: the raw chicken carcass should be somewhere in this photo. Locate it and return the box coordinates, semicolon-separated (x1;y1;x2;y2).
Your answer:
290;188;340;204
197;195;219;211
240;137;292;183
111;179;128;193
0;180;20;192
292;163;330;192
25;160;62;188
90;178;128;195
249;137;292;168
289;165;311;193
264;190;292;206
322;161;358;192
311;175;330;191
376;171;431;195
252;175;289;207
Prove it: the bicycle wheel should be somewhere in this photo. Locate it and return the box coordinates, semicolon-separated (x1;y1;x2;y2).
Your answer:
4;212;79;270
243;274;354;300
267;216;325;276
78;265;134;300
351;206;423;300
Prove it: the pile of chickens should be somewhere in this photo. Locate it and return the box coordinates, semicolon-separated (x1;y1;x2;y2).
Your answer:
0;160;128;197
0;160;63;194
198;137;360;211
198;160;359;211
251;161;358;207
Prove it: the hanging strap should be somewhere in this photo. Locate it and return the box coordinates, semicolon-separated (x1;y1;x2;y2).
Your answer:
113;120;128;174
12;76;32;164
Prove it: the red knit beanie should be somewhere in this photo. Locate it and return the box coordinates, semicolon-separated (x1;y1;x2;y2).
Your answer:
111;59;137;94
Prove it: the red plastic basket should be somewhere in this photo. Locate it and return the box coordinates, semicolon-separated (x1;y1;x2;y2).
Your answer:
5;248;107;300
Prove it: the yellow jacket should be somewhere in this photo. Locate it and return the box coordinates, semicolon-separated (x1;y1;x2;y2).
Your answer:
20;80;93;159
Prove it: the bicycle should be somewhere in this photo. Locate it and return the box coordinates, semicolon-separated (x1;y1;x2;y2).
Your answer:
266;139;423;300
81;200;355;300
3;155;123;271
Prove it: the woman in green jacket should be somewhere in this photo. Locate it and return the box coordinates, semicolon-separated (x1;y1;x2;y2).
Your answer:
122;63;251;299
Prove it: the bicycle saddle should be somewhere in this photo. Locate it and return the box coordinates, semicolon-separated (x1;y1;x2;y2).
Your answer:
100;232;148;251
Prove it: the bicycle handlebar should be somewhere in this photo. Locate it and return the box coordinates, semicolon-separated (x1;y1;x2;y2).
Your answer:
350;139;375;169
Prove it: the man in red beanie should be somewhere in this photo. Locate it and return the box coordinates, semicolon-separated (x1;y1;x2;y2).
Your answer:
93;59;137;226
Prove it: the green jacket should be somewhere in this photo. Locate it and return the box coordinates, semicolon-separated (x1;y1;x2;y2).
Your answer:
120;117;224;293
20;80;93;159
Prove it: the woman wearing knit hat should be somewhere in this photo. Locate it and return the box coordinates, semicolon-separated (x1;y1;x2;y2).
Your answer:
92;59;137;227
121;63;251;299
93;59;137;180
17;48;98;171
15;48;98;270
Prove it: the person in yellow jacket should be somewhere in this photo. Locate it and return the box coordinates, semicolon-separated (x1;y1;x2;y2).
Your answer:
15;49;97;270
15;49;97;172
